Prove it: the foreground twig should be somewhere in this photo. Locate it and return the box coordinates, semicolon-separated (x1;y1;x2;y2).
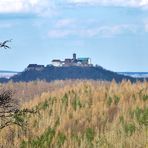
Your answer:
0;90;37;130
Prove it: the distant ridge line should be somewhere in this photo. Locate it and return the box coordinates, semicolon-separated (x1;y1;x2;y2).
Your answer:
0;70;20;73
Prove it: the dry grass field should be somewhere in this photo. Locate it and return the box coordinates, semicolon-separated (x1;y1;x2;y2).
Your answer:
0;80;148;148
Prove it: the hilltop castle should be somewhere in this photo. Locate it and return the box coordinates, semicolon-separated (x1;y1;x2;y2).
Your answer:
26;53;93;71
52;53;92;67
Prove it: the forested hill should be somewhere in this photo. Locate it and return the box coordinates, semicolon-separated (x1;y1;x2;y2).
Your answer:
0;66;137;83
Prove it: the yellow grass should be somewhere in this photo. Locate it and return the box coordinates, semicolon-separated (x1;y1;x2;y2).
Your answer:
0;80;148;148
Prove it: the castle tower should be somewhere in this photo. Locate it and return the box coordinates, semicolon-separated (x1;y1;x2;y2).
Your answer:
73;53;76;61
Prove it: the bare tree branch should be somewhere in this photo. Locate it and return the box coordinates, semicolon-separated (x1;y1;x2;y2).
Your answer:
0;39;12;49
0;89;37;130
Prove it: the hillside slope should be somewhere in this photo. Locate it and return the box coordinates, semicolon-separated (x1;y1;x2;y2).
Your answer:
0;80;147;147
0;66;136;83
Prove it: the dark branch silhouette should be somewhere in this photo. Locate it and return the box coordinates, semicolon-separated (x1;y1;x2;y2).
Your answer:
0;39;12;49
0;39;37;130
0;89;37;130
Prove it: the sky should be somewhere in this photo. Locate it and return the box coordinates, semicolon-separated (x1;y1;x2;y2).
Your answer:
0;0;148;72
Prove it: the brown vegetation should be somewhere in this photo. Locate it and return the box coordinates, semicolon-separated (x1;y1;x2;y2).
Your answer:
0;80;148;148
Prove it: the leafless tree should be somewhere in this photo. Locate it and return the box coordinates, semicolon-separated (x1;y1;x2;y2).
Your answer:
0;89;37;130
0;39;12;49
0;40;37;130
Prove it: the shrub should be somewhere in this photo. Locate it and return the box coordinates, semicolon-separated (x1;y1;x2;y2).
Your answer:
37;100;49;110
142;94;148;101
13;113;25;127
20;140;27;148
42;100;49;110
123;122;136;136
62;93;68;107
20;127;55;148
134;107;148;126
114;95;120;105
85;128;95;143
71;97;82;111
107;96;112;106
57;132;66;147
71;134;81;146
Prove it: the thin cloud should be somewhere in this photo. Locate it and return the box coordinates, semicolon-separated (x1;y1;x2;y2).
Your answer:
1;0;148;16
0;0;56;17
55;18;77;28
67;0;148;8
48;24;139;38
48;29;75;38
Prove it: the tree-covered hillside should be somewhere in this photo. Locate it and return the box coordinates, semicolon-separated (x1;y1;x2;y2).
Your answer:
0;80;147;147
0;66;136;83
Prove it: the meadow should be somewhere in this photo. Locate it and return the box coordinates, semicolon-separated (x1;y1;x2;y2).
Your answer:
0;80;147;148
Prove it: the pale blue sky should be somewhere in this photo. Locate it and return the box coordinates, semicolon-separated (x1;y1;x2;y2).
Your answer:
0;0;148;72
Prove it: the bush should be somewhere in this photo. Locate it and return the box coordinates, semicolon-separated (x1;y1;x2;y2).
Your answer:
42;100;49;110
142;94;148;101
20;140;27;148
134;107;148;126
13;113;25;126
20;127;55;148
72;97;82;111
37;100;49;110
123;122;136;136
62;93;68;107
57;133;66;147
114;95;120;105
85;128;95;143
107;96;112;106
